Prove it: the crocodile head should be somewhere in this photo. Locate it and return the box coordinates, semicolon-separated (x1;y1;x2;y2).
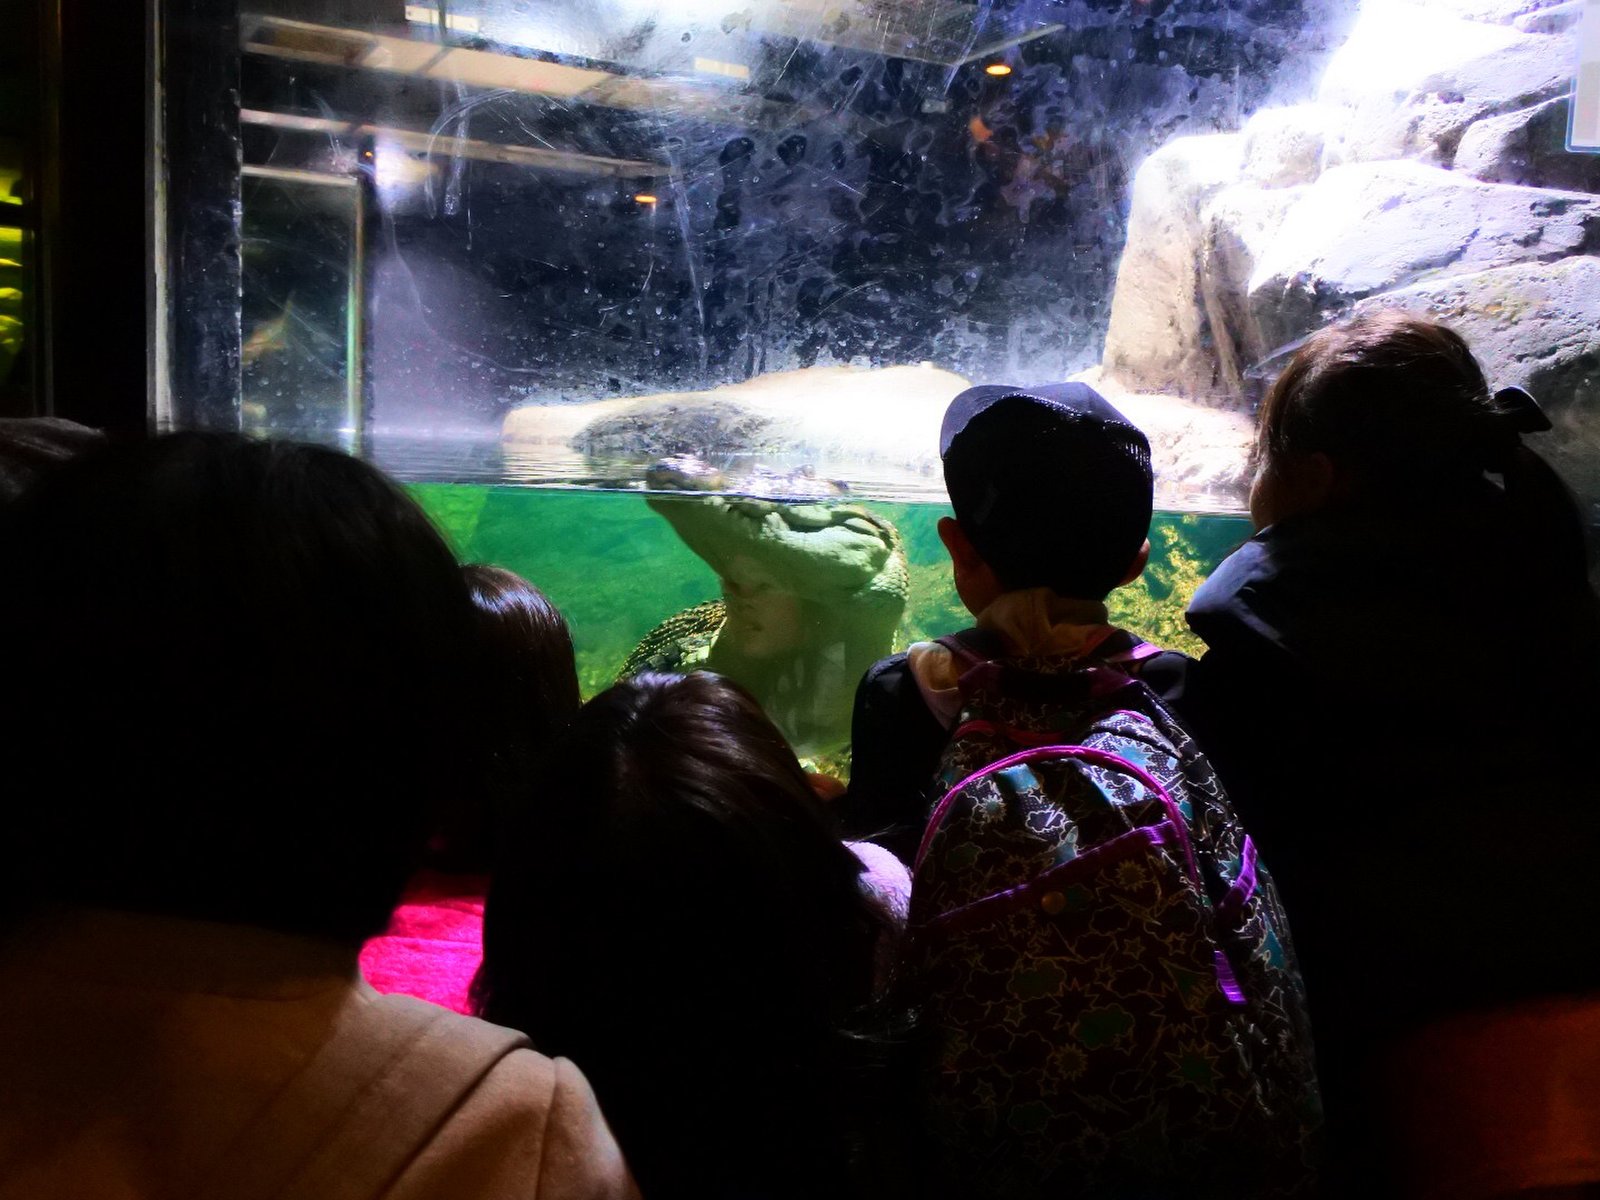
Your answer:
634;455;909;758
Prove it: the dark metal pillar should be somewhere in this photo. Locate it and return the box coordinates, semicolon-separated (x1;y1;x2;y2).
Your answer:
161;0;242;433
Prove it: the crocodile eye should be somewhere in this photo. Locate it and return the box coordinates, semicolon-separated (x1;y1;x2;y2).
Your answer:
782;504;835;529
839;516;884;538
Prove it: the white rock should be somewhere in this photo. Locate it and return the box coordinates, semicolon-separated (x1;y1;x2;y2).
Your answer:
1199;184;1308;399
1412;28;1575;107
1247;161;1600;353
1455;97;1600;191
1424;0;1571;23
1322;5;1573;166
501;364;971;500
1515;1;1584;33
1241;105;1347;188
1100;133;1244;400
1319;4;1525;111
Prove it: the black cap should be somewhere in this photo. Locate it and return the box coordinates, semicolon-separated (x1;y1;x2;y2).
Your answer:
941;383;1154;599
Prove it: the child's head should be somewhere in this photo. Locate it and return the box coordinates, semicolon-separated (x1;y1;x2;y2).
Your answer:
1252;310;1592;589
475;670;885;1194
939;383;1154;610
439;564;581;873
1252;311;1509;525
0;432;479;943
463;563;580;733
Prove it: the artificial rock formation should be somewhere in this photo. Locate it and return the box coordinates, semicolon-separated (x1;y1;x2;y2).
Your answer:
1246;162;1600;355
1099;0;1598;497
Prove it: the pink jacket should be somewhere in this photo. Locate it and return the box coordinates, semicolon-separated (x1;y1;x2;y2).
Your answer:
360;870;489;1014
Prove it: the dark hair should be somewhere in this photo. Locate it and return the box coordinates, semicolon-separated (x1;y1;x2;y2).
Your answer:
0;418;104;505
943;392;1153;599
1257;310;1592;589
0;433;479;943
475;671;893;1198
436;564;581;873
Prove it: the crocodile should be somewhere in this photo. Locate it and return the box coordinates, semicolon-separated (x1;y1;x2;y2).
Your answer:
621;455;909;759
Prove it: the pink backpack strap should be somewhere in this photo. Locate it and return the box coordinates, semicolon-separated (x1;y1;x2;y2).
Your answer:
1093;629;1163;666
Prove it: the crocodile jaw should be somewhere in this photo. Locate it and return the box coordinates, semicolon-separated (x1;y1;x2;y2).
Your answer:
646;494;901;606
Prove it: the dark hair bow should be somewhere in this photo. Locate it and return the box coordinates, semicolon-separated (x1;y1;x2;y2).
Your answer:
1494;386;1552;434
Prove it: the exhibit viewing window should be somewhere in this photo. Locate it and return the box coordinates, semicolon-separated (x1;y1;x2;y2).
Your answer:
143;0;1600;761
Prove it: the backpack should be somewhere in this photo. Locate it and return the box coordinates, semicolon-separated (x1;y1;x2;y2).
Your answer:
901;631;1321;1199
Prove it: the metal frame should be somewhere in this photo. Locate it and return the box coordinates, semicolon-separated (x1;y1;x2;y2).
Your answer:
239;163;366;449
26;0;153;433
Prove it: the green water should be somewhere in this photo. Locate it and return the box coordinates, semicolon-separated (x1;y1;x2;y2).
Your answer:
410;484;1253;706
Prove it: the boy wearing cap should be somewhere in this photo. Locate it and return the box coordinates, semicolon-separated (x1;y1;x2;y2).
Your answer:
841;382;1166;858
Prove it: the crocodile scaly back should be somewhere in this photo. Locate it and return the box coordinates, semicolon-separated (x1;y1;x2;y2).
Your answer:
620;600;725;677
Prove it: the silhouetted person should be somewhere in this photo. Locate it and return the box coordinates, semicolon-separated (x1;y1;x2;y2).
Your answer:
475;670;909;1200
361;564;583;1014
1163;313;1600;1194
0;433;636;1200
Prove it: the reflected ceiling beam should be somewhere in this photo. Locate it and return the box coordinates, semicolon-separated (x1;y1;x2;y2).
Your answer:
242;162;361;188
240;108;673;178
241;15;802;131
758;0;1061;67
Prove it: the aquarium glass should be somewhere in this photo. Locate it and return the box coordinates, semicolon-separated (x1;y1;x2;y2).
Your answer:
188;0;1600;757
242;168;364;446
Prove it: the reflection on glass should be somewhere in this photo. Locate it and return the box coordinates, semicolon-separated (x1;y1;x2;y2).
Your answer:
237;0;1348;505
231;0;1600;503
224;0;1600;744
241;167;364;447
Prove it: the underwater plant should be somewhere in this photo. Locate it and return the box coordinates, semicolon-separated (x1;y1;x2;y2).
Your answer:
1105;516;1215;659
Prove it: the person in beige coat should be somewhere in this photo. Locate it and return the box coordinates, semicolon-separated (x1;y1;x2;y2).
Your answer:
0;433;637;1200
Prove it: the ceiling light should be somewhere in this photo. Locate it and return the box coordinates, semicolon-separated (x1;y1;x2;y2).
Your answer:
984;62;1012;76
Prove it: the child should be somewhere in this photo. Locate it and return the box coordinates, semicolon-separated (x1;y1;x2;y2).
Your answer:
846;384;1319;1198
359;563;581;1014
1166;312;1600;1192
0;434;634;1200
474;671;912;1200
842;382;1165;857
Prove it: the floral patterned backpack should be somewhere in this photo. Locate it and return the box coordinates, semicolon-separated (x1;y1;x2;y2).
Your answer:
901;632;1322;1199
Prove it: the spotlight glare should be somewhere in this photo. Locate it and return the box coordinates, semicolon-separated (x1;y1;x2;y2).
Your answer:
634;193;659;205
984;62;1012;77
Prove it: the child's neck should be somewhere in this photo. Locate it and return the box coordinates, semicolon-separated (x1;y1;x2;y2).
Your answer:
973;587;1112;658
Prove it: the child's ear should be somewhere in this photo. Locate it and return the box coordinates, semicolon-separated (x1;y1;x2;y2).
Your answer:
938;516;1003;616
1116;538;1152;588
937;516;980;570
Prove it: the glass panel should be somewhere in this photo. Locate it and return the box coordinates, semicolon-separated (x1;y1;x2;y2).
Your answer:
409;481;1252;761
241;167;364;447
215;0;1600;757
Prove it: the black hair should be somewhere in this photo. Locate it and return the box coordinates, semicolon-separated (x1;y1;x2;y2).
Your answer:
474;671;897;1198
434;564;581;874
0;417;103;505
943;395;1153;599
0;432;479;943
1257;310;1594;593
